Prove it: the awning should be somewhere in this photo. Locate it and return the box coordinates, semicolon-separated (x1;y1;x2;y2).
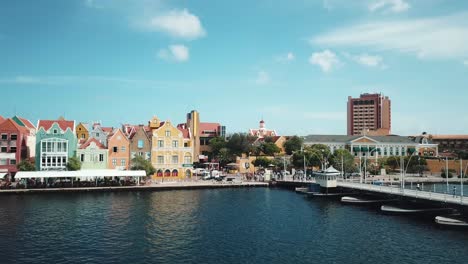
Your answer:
361;147;369;152
408;148;416;153
353;147;361;152
15;170;147;179
0;173;6;178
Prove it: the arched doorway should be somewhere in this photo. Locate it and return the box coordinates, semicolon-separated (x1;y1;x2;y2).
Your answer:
157;169;163;177
172;169;178;177
164;169;171;177
185;169;191;178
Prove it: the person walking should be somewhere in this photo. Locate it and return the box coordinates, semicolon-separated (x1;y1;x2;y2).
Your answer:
453;186;457;198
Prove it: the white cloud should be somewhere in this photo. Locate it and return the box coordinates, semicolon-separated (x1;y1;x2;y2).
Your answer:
309;50;341;72
157;45;189;62
148;9;205;40
345;53;385;68
275;52;295;63
369;0;410;13
312;12;468;60
255;71;270;85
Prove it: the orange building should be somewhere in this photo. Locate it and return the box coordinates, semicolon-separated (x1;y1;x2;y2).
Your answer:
107;128;130;170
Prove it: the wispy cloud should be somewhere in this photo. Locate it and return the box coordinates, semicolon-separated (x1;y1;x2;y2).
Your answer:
275;52;295;63
147;9;205;40
157;45;189;62
311;12;468;60
369;0;410;13
255;70;270;85
309;50;341;72
344;53;385;68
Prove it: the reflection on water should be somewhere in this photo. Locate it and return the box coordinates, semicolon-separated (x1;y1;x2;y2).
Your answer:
1;189;468;264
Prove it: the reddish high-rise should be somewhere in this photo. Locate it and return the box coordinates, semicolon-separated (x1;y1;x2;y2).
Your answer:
347;93;391;136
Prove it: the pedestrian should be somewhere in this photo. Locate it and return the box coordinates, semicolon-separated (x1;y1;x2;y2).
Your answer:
453;186;457;198
416;183;421;191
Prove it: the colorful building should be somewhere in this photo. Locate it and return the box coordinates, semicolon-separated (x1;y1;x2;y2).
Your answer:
77;138;108;170
76;122;90;141
36;119;77;171
89;122;111;147
179;110;226;162
107;128;130;170
149;116;194;180
249;120;278;139
124;124;152;161
0;119;30;178
12;116;37;158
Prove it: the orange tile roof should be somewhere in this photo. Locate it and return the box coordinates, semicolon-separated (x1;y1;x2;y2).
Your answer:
0;116;5;124
38;120;75;132
79;138;106;149
0;118;29;133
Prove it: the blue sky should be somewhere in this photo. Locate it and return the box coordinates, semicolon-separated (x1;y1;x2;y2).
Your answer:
1;0;468;136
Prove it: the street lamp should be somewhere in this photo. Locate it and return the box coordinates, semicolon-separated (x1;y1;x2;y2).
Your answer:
402;151;419;190
363;147;380;184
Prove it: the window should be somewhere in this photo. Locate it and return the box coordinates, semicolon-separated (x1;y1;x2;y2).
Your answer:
81;134;85;139
53;129;58;134
165;130;171;137
172;140;178;148
184;142;189;147
0;147;6;153
121;159;126;166
158;140;164;148
138;152;144;156
113;146;118;153
1;134;7;140
121;146;126;152
157;156;164;164
96;133;100;137
184;156;191;164
138;140;144;148
0;159;7;165
10;147;17;153
112;159;117;166
80;154;85;162
172;155;178;164
10;159;16;165
10;134;17;140
99;154;104;162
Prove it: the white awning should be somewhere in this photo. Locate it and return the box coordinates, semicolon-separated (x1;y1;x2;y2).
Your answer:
15;170;147;179
0;173;6;178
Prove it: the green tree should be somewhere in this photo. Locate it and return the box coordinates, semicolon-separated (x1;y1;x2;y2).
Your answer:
226;133;256;156
209;137;227;157
283;136;303;155
66;156;82;171
330;149;355;173
17;160;35;171
261;142;281;156
385;156;400;172
130;155;156;176
253;157;271;168
217;147;235;167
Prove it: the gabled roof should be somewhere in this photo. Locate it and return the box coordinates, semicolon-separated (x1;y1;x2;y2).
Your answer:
77;122;89;131
12;116;36;130
108;128;129;142
102;127;113;134
178;127;191;139
79;138;106;149
38;120;75;132
0;118;29;133
0;116;5;124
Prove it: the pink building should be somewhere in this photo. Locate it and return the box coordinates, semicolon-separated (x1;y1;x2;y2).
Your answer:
0;119;30;178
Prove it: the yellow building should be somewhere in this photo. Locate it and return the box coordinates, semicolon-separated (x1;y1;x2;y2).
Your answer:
149;116;194;180
76;122;89;141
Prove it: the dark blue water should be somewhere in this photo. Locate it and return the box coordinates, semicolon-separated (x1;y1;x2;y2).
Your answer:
1;188;468;264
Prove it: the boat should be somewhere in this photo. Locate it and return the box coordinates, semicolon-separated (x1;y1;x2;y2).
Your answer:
381;205;455;215
435;215;468;227
295;187;308;193
341;196;397;204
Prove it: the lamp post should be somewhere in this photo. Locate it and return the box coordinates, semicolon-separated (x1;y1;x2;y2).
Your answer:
402;152;419;190
364;147;380;184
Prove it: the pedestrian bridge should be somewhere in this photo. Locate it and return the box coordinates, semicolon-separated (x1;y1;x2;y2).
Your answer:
338;182;468;206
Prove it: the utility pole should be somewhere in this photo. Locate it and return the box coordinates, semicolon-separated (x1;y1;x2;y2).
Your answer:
446;157;449;194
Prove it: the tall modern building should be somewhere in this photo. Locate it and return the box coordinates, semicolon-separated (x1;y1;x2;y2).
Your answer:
347;93;391;136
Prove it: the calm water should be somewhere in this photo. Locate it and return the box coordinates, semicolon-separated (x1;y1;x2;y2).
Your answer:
1;188;468;264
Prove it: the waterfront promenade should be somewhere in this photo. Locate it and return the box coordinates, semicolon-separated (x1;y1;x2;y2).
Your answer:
0;181;268;194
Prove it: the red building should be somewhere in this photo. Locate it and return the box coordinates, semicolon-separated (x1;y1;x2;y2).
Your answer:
0;118;30;178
